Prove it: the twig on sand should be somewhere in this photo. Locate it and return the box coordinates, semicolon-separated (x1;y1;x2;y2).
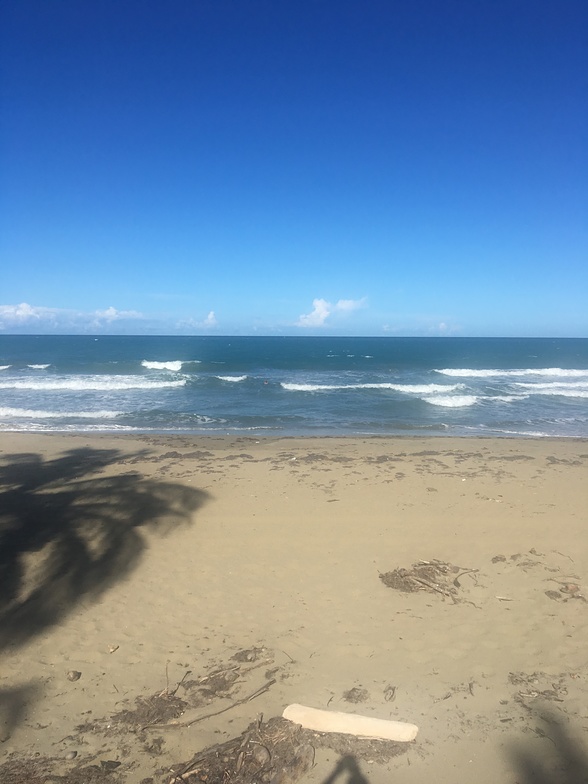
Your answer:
144;679;276;731
410;576;453;598
453;569;479;588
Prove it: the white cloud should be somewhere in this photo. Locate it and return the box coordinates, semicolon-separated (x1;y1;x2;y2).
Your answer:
297;298;331;327
382;319;460;336
0;303;58;323
296;297;366;328
0;302;145;333
94;306;143;322
176;310;219;331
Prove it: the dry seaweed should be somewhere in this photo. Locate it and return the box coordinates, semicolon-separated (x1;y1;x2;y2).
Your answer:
379;559;478;602
112;693;188;729
0;756;123;784
169;715;407;784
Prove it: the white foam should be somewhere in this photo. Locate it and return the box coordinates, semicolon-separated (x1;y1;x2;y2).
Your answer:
216;375;247;382
492;395;530;403
537;389;588;398
425;395;479;407
0;407;122;419
0;365;10;370
28;364;50;369
0;376;186;391
515;381;588;390
437;367;588;378
0;422;139;433
142;360;183;371
281;382;463;393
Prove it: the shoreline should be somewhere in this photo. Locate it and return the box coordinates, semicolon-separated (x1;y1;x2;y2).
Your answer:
1;432;587;783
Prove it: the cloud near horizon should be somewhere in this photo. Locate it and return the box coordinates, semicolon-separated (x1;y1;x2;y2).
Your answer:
175;311;218;331
296;297;367;328
0;302;144;333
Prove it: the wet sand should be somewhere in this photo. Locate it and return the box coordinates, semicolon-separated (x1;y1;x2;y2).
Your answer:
1;433;587;783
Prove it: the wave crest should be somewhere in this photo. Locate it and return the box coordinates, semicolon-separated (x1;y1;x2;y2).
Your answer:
0;407;122;419
0;377;186;391
281;382;463;393
437;367;588;378
142;360;183;371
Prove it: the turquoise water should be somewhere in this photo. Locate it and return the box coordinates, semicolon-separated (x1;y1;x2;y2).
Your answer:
1;335;587;437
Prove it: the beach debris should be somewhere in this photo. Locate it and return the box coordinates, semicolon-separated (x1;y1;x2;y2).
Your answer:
545;590;563;601
282;704;418;742
170;714;407;784
342;687;369;704
112;692;187;729
508;671;569;710
0;755;124;784
108;645;119;654
232;646;266;662
66;671;82;682
65;751;78;760
384;685;397;702
379;559;477;602
168;717;314;784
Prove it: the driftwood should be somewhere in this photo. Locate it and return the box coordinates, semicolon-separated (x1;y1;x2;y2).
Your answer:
282;704;418;742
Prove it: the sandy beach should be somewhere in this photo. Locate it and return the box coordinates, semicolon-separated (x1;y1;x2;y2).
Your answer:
1;433;587;784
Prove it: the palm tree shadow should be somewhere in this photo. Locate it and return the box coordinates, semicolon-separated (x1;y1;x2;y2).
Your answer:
508;712;588;784
0;447;209;651
0;683;42;743
321;755;370;784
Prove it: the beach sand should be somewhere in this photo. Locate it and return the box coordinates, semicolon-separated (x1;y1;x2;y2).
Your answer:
1;433;587;783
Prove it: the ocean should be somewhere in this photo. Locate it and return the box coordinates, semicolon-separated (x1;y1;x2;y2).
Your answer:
1;335;587;438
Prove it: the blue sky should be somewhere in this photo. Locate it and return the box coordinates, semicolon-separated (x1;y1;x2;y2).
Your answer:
1;0;586;336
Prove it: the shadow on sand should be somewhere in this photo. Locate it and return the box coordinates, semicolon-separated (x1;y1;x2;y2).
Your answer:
321;755;370;784
0;447;209;652
317;714;588;784
508;711;588;784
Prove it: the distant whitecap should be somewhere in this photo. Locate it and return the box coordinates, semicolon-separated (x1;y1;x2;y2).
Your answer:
281;382;463;393
424;395;479;407
141;360;183;371
437;367;588;378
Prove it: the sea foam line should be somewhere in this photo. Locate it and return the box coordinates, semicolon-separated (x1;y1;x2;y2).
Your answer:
216;375;248;382
436;367;588;378
0;407;122;419
0;377;186;391
0;365;11;370
281;382;464;393
514;381;588;390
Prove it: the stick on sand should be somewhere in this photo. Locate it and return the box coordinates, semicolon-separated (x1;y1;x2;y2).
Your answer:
282;704;418;742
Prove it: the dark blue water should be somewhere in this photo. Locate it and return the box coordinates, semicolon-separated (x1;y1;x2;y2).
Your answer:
1;336;587;437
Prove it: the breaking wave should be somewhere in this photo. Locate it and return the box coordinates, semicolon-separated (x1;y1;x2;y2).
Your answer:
436;368;588;378
0;376;187;391
281;382;463;393
425;395;479;407
0;407;122;419
141;359;201;371
142;360;183;371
